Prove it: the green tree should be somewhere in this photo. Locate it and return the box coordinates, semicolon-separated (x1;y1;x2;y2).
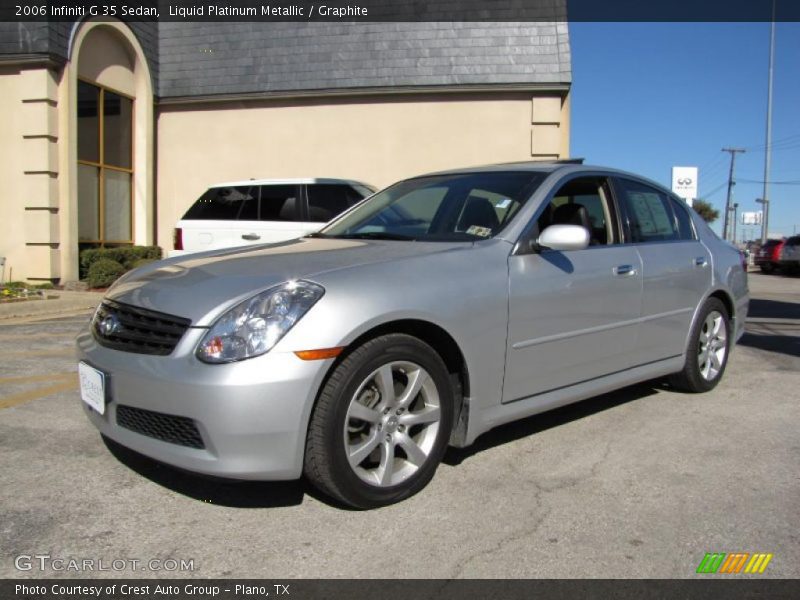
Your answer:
691;199;720;224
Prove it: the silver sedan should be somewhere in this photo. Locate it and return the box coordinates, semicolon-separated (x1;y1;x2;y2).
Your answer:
77;162;749;508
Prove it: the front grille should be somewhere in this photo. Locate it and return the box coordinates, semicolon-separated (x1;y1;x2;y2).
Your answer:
92;300;191;356
117;405;205;449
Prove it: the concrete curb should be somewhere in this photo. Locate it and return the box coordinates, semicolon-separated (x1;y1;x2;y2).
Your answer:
0;290;103;321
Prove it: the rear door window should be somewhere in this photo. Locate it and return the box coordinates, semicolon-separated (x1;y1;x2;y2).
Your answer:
615;178;681;243
306;184;365;222
258;185;300;221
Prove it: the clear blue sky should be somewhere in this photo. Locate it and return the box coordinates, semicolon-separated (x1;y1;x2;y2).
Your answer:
570;22;800;239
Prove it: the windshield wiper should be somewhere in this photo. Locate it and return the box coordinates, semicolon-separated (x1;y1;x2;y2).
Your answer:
304;232;329;238
334;232;418;241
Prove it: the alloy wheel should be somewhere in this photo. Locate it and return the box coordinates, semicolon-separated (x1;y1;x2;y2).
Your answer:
697;310;728;381
343;361;441;487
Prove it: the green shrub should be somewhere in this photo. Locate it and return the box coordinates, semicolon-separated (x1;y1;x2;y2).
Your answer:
132;258;157;269
34;282;55;289
86;258;126;289
80;246;162;278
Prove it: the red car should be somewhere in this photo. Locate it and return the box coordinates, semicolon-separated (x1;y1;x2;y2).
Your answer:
754;238;785;273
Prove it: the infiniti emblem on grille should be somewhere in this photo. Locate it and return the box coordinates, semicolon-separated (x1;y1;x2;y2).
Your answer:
99;313;122;336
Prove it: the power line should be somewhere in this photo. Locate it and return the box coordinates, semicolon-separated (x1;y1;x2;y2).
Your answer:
698;181;728;199
739;179;800;185
744;133;800;152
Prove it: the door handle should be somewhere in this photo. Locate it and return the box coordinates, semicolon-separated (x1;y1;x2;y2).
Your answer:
694;256;708;267
614;264;637;276
241;233;261;241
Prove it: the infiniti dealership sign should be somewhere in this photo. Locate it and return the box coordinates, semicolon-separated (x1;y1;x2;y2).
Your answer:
671;166;698;206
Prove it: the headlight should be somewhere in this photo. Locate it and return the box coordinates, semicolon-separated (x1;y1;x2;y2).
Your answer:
196;280;324;363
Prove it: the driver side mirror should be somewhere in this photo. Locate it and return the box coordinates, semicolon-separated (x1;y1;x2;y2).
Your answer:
536;224;590;252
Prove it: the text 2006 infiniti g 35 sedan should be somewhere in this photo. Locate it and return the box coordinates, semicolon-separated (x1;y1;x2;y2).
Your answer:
77;162;748;508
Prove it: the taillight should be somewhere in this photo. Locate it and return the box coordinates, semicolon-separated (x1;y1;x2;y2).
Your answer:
173;228;183;250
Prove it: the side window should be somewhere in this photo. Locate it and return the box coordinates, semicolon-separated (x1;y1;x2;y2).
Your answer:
670;196;696;240
616;179;680;243
236;187;259;221
182;186;257;220
258;185;298;222
306;184;361;223
536;177;615;245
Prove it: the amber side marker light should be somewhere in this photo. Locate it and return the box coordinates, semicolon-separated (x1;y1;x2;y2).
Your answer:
294;347;345;361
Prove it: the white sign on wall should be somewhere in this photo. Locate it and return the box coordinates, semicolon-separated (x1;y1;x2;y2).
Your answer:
741;211;763;225
671;166;699;205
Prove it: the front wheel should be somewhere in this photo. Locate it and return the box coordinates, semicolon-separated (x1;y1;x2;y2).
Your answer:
669;298;731;393
304;334;454;509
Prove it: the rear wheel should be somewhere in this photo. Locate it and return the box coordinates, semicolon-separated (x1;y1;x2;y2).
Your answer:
669;298;731;393
760;263;773;273
304;334;454;509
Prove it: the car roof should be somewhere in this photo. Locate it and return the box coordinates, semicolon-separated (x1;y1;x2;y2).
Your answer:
410;161;674;194
208;178;374;188
414;161;641;179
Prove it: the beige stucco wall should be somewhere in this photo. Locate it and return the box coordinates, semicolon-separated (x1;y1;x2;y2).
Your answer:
0;66;61;283
0;66;28;283
0;19;154;283
2;61;568;282
156;91;570;249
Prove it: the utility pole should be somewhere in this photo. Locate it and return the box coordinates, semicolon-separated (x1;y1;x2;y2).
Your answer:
761;0;776;243
722;147;746;241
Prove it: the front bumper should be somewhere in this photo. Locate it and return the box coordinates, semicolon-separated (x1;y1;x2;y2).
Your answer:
76;326;330;480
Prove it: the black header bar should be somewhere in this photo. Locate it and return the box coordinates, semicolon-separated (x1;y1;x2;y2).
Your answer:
2;0;799;23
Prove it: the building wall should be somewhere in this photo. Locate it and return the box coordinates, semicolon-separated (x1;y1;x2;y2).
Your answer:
156;91;569;249
0;66;61;283
0;20;156;283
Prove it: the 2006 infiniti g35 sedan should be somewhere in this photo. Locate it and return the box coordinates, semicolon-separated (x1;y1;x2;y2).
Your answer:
77;162;749;508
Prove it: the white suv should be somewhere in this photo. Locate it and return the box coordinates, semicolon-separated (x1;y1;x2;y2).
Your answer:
172;178;375;255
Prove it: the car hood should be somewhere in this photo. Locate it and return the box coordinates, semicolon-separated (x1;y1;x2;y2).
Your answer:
106;237;466;325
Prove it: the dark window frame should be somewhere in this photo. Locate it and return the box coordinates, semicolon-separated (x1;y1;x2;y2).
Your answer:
77;78;134;246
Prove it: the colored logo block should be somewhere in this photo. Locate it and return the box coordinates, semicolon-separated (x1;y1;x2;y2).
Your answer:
697;552;773;574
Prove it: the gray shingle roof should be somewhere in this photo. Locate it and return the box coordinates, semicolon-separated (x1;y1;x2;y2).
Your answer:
0;20;570;99
158;22;570;98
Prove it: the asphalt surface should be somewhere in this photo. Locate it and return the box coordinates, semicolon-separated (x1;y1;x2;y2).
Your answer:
1;273;797;579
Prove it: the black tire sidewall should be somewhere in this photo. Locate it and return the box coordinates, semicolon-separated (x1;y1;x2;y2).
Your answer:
313;335;454;508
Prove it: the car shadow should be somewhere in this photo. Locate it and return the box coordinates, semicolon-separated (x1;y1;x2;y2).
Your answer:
739;298;800;358
740;330;800;358
103;382;668;508
443;381;662;466
102;436;346;509
746;297;800;320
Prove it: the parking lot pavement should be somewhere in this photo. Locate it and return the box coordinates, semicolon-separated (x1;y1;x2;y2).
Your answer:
1;273;797;579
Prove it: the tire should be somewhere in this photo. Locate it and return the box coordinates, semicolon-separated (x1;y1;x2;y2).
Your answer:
669;298;731;393
304;334;454;509
759;264;773;273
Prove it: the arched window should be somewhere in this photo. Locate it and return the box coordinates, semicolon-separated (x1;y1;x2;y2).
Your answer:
77;79;134;247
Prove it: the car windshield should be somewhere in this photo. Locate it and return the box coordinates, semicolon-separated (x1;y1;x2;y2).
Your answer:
316;171;545;241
